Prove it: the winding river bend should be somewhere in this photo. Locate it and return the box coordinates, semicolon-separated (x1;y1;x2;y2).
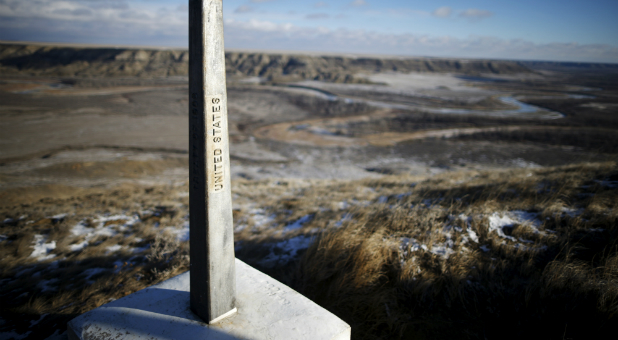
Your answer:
255;82;581;147
280;84;565;119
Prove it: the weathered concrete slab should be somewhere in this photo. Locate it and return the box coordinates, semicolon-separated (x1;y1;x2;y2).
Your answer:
67;259;351;340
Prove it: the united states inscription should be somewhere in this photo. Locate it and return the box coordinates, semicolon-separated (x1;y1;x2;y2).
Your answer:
207;95;226;193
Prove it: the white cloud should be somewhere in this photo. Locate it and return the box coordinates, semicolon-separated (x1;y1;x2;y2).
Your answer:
306;13;329;20
234;5;254;14
349;0;367;7
432;6;452;18
314;2;328;8
0;0;183;26
0;0;186;44
0;1;616;63
459;9;493;21
223;20;618;63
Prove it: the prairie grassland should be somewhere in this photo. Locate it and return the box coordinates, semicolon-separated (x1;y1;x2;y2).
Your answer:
288;162;618;339
0;161;617;339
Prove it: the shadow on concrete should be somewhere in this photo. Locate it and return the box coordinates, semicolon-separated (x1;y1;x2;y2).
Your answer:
69;286;240;340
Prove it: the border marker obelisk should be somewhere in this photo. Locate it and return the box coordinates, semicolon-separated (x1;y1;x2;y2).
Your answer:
189;0;237;324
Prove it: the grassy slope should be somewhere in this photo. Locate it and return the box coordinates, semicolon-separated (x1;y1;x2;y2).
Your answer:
1;161;617;339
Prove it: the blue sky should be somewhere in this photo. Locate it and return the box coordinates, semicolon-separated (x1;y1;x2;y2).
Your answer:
1;0;617;63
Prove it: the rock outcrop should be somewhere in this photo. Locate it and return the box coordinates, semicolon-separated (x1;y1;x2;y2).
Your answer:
0;42;533;82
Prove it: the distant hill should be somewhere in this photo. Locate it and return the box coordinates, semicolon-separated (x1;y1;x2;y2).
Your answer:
0;42;533;83
521;60;618;74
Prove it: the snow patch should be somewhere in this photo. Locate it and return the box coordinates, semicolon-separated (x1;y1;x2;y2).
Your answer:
259;235;315;268
37;279;59;293
69;241;89;252
81;268;108;281
71;222;94;237
163;221;190;242
106;245;123;254
335;213;353;228
467;228;479;243
69;214;140;252
51;213;68;221
488;211;543;241
561;207;584;218
431;244;455;259
399;238;428;260
283;214;313;233
596;180;618;189
337;201;351;210
511;158;541;168
130;244;151;253
30;235;56;261
249;209;276;230
29;314;48;328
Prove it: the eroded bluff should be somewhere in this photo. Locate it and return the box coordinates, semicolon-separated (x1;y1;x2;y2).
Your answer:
0;43;532;82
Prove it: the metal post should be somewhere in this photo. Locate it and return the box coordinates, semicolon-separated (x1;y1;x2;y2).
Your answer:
188;0;236;324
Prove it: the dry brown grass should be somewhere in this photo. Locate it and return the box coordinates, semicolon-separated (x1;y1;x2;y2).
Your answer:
282;162;618;340
1;161;616;339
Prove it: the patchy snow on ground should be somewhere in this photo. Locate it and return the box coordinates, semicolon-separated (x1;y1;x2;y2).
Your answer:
0;234;7;242
93;214;140;232
488;214;519;242
561;207;585;218
68;214;140;252
431;244;455;259
488;210;543;242
30;235;56;261
283;214;313;233
69;241;89;252
81;268;108;282
106;245;123;254
29;314;48;328
511;158;541;168
37;279;59;293
399;237;427;262
447;214;480;245
163;221;190;242
466;228;479;243
235;208;277;232
335;213;353;227
130;244;151;254
397;210;551;261
596;179;618;189
259;235;315;268
51;213;68;221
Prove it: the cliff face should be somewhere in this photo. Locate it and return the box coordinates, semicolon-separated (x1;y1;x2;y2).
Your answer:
0;43;533;81
0;44;189;78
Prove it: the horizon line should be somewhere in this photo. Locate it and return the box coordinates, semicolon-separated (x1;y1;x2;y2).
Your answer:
1;39;617;66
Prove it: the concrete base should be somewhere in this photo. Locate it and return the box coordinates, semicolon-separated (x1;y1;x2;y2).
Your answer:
67;259;350;340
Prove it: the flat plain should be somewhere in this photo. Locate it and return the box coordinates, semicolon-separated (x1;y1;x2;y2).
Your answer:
0;43;617;339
